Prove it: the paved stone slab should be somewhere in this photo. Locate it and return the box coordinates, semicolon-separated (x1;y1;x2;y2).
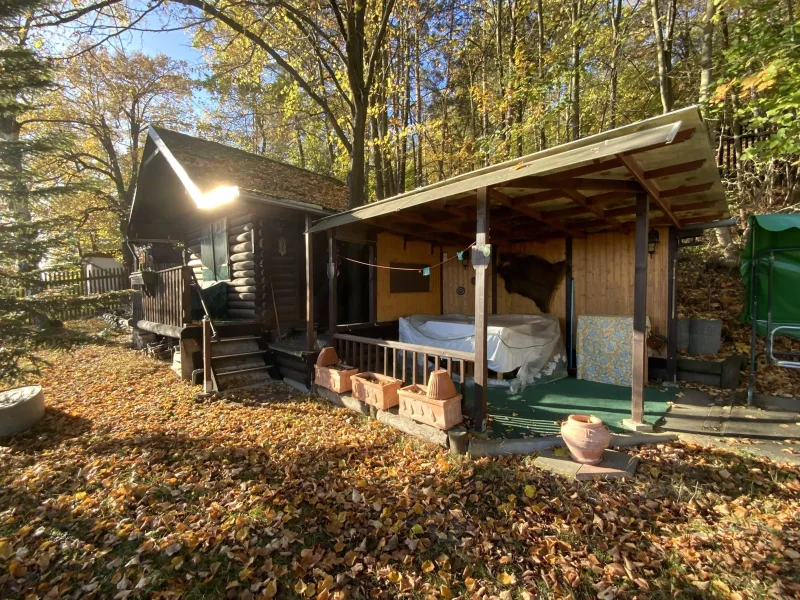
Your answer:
534;449;638;481
533;449;582;479
576;450;639;481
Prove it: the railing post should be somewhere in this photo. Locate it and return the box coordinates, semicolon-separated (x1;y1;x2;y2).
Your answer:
203;316;213;394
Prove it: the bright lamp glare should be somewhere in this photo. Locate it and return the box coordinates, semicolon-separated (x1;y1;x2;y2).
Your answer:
195;185;239;209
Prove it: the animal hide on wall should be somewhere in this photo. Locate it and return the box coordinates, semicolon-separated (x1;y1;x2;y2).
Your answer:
496;253;568;313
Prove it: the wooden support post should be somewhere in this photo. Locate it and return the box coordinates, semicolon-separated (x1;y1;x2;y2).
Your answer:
202;316;213;394
565;236;573;368
305;214;314;351
472;187;490;432
368;244;377;323
666;227;679;383
491;243;498;315
625;193;652;431
327;228;337;334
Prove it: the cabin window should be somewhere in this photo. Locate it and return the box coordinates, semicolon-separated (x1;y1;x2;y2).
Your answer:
200;218;229;281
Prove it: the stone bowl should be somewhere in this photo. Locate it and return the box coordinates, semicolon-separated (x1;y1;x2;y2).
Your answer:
0;385;45;438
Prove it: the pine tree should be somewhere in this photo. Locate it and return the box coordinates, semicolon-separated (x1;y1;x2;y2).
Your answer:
0;0;127;382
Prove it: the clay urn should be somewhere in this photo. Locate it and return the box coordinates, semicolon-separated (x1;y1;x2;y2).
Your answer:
426;370;457;400
316;346;339;367
560;414;611;465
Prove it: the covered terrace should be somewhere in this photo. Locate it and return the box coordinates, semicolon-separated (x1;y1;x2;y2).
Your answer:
305;106;729;434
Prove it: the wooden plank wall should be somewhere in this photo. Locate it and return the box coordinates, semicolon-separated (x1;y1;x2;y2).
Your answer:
381;228;670;339
572;227;669;336
442;240;567;333
376;233;442;321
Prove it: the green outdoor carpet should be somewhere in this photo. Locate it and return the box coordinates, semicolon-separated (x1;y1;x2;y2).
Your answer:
464;377;676;439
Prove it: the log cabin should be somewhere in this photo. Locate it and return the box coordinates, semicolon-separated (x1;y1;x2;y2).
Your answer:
127;127;368;389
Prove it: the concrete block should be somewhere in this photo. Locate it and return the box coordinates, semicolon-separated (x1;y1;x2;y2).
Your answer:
621;419;654;433
468;436;564;457
610;432;677;446
533;450;582;478
447;427;469;454
533;449;638;481
575;450;638;480
376;408;449;447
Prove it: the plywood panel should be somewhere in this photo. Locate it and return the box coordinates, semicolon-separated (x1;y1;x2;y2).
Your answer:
377;233;442;321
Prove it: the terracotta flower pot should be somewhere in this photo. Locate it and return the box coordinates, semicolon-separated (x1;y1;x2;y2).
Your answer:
316;346;339;367
560;414;611;465
314;363;358;393
351;372;402;410
398;383;462;430
426;370;457;400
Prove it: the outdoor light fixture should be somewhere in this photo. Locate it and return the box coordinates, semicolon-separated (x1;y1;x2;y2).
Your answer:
194;185;240;210
648;229;660;255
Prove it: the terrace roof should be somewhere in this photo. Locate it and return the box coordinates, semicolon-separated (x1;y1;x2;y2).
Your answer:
308;106;728;245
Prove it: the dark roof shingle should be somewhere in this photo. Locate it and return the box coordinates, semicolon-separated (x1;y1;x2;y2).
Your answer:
152;127;348;212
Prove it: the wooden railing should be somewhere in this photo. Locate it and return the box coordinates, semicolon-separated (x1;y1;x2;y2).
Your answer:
132;266;192;328
333;333;475;395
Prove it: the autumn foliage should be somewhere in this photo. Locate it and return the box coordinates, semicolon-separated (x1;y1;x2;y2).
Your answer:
1;326;799;599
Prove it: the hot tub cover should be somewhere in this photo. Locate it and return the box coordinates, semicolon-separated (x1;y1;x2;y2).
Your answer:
399;313;567;388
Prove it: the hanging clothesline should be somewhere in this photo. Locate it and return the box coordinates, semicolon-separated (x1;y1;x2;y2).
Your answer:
339;242;476;274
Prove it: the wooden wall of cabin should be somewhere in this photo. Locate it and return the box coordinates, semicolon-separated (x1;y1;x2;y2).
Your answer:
183;205;308;332
439;227;670;339
572;227;670;337
442;239;568;333
376;233;443;321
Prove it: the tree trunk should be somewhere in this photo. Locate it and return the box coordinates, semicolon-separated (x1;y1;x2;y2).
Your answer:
569;0;582;141
698;0;716;107
608;0;622;129
537;0;547;150
650;0;675;114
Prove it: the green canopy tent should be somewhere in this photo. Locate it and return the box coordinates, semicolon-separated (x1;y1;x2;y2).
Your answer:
741;214;800;403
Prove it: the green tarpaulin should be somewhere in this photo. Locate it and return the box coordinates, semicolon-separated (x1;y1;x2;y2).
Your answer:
741;214;800;337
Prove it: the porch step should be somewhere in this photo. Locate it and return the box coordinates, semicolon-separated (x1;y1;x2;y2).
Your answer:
216;365;273;377
211;350;269;360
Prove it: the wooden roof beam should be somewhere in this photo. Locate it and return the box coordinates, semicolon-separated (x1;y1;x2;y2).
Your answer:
490;188;581;237
508;189;565;206
560;188;626;232
660;182;714;198
643;158;706;179
616;153;681;227
372;218;468;246
509;176;642;192
649;212;722;228
625;127;696;156
604;199;717;219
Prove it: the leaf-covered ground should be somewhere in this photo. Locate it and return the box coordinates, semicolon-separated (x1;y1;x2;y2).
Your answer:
2;331;800;599
677;253;800;399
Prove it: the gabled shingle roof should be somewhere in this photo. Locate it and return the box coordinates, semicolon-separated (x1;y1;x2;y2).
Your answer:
151;127;349;212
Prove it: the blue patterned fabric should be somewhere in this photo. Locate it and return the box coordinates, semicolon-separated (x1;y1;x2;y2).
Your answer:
576;315;649;386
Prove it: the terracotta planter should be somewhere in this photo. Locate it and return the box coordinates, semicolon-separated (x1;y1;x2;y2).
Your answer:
427;369;457;400
560;414;611;465
398;384;463;430
316;346;339;367
314;363;358;393
351;372;402;410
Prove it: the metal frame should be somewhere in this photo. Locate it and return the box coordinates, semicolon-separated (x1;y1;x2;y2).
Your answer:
746;243;800;404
